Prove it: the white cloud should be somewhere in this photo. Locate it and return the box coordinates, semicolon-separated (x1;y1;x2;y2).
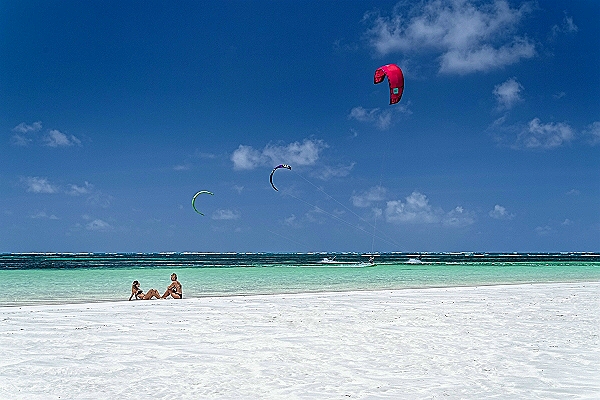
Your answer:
173;164;191;171
562;16;578;33
583;121;600;146
440;39;535;74
535;225;552;236
11;134;32;146
231;139;327;170
316;163;355;180
21;177;111;208
22;177;59;194
348;106;392;130
231;145;263;170
10;122;83;148
365;0;535;74
233;185;244;194
348;105;411;130
488;117;581;150
30;211;59;220
65;181;112;208
212;209;241;220
263;139;326;166
283;214;300;227
489;204;514;220
551;14;578;38
443;206;475;227
12;121;42;133
515;118;575;149
11;121;42;146
385;191;475;227
305;206;328;224
351;186;387;208
386;191;440;224
44;129;81;147
86;219;112;231
86;192;113;208
493;77;523;110
66;182;94;196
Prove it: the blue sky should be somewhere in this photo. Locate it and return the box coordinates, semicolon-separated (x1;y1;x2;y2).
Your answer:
1;0;598;253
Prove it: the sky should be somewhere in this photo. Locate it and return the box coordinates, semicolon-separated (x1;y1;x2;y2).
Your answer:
1;0;599;253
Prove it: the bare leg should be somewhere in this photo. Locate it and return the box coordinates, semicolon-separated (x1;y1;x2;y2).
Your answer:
143;289;160;300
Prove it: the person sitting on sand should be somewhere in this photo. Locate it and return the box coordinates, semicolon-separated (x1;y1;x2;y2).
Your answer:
129;280;161;300
161;273;182;299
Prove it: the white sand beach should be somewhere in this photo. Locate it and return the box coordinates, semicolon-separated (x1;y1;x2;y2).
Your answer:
1;282;598;399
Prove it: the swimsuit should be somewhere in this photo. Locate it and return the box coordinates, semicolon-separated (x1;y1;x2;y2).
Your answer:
172;287;182;298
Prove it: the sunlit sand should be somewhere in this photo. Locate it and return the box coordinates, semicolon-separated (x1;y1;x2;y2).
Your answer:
0;282;598;398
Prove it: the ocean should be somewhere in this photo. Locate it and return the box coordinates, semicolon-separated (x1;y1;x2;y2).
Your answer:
1;252;598;307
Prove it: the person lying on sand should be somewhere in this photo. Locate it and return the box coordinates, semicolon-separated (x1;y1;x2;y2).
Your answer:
161;273;182;299
129;280;161;300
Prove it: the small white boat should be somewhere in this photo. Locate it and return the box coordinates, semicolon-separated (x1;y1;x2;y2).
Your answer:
406;255;424;264
317;256;375;267
319;257;340;264
318;257;358;265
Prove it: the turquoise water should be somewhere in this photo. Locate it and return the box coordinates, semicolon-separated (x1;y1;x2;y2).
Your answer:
1;253;598;307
